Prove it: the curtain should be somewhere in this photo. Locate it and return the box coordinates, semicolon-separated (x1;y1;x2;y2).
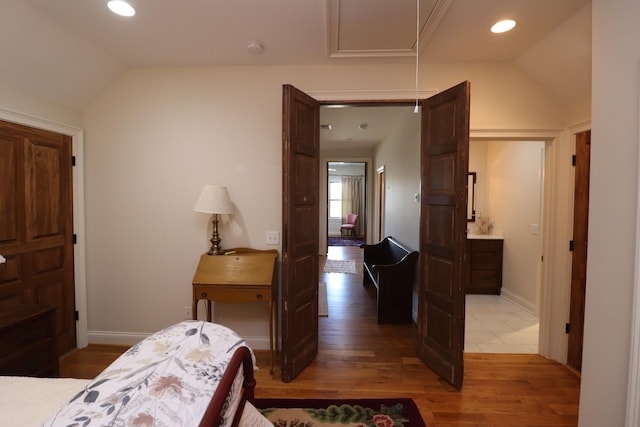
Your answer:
341;175;364;236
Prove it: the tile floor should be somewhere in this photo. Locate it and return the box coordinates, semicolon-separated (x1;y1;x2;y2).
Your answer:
465;294;539;354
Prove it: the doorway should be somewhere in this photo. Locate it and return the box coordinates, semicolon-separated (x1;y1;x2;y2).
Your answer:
326;161;366;248
465;140;545;354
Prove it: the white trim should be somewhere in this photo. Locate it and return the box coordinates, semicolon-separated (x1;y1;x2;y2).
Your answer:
470;128;562;140
308;89;437;101
625;107;640;426
501;288;537;315
0;107;88;348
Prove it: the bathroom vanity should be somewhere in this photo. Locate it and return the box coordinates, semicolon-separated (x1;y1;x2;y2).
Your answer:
466;233;504;295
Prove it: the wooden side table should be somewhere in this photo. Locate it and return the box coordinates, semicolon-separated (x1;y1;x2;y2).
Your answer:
192;248;278;374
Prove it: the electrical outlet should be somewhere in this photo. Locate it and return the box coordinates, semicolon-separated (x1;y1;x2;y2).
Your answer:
266;231;279;245
184;306;193;320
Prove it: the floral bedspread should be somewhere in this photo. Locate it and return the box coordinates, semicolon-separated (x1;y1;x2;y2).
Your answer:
43;320;254;427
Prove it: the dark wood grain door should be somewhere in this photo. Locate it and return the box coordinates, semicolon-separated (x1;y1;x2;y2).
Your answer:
417;81;470;390
0;120;76;356
281;84;320;382
567;129;591;372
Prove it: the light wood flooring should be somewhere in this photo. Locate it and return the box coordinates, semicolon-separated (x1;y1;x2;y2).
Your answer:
60;245;580;426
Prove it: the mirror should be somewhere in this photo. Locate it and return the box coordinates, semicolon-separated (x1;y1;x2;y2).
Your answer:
467;172;476;222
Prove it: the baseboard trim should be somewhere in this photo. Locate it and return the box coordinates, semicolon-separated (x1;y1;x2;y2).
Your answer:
500;289;537;315
88;330;272;350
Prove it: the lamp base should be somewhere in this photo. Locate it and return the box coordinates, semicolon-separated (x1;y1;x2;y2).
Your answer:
207;214;225;255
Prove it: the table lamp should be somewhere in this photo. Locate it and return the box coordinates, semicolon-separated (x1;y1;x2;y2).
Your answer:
194;185;234;255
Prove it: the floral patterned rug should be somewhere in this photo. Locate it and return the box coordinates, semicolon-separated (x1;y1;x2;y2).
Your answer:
253;398;426;427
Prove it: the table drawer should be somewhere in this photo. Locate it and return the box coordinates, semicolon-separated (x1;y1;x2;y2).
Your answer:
195;286;270;303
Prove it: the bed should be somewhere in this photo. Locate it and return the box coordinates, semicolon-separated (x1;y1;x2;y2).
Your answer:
0;320;272;427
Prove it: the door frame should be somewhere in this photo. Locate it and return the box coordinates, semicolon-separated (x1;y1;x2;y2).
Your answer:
376;165;385;242
0;107;88;348
309;88;579;363
319;156;373;252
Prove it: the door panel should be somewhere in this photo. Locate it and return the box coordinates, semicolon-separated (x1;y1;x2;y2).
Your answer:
418;81;470;390
281;85;320;382
0;120;76;355
567;130;591;372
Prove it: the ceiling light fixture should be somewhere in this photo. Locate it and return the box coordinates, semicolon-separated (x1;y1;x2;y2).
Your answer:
107;0;136;17
491;19;516;34
413;0;420;113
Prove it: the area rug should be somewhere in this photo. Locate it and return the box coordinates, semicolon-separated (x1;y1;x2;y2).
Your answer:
253;397;426;427
318;281;328;317
328;236;365;247
323;259;357;274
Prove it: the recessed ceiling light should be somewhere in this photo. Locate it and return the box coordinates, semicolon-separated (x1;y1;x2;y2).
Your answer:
107;0;136;17
491;19;516;34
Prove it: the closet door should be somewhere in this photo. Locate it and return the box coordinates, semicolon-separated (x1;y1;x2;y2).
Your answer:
0;120;76;355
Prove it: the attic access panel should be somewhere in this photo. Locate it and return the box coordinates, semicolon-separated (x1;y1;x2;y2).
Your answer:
327;0;450;58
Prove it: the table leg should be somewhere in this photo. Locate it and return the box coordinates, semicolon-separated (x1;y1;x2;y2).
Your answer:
206;300;212;322
269;298;274;375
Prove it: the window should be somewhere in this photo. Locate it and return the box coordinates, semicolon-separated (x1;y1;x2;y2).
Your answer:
329;182;342;218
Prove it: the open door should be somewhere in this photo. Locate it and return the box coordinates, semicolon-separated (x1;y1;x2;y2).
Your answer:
417;81;470;389
281;84;320;382
567;129;591;372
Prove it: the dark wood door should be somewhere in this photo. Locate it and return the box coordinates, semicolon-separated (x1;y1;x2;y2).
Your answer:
281;84;320;382
417;81;470;390
567;130;591;372
0;120;76;356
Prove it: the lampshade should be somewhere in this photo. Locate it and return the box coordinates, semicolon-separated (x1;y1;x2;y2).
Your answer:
193;185;234;214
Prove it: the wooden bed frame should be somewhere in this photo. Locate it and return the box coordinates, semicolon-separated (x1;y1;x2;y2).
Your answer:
199;345;256;427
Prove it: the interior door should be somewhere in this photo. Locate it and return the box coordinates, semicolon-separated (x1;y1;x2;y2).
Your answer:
417;81;470;390
0;120;77;355
281;84;320;382
567;129;591;372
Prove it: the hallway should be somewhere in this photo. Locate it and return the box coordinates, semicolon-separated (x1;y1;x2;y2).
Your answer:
323;244;539;354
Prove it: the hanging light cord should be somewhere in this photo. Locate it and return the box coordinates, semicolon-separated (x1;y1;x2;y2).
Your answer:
414;0;420;113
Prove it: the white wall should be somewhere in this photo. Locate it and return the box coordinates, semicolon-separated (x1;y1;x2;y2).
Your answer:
580;0;640;425
0;83;83;127
487;141;544;312
374;111;421;250
80;62;566;348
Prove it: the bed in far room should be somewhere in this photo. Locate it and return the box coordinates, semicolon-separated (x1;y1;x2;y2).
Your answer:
0;320;272;427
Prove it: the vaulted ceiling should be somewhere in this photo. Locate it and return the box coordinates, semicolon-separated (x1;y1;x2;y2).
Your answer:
1;0;591;113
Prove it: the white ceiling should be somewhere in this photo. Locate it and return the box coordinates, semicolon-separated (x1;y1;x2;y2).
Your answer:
1;0;591;146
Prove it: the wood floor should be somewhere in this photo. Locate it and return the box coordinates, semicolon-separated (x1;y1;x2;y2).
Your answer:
60;246;580;426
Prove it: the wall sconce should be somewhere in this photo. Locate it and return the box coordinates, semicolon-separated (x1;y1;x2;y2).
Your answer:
194;185;234;255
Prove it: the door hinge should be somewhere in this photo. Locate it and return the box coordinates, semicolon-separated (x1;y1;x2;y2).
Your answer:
74;310;79;321
565;323;571;334
72;156;76;166
572;155;576;166
73;234;77;244
569;240;574;251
